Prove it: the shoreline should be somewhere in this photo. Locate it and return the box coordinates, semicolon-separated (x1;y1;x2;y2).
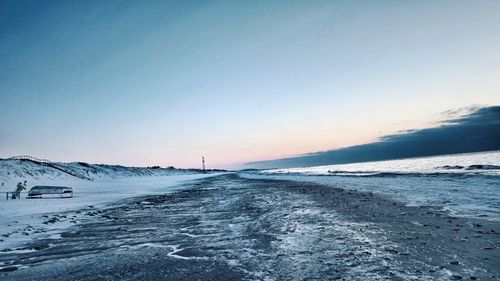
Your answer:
287;179;500;280
1;174;499;280
241;173;500;222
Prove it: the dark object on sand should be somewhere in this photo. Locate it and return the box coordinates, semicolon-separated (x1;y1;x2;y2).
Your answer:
27;186;73;199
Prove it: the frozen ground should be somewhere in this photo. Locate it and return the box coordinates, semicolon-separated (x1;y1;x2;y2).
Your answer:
0;159;223;250
1;174;499;280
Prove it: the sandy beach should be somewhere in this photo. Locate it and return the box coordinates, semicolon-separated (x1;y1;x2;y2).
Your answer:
0;174;498;280
3;2;500;280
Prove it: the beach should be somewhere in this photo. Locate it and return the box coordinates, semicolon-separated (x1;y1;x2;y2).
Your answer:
1;174;499;280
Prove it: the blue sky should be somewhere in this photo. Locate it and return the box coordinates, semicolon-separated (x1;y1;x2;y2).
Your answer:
1;1;499;168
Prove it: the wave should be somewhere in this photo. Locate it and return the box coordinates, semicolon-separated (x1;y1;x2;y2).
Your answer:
265;171;499;178
438;164;500;170
326;171;499;178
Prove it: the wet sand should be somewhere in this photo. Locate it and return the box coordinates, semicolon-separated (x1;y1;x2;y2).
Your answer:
1;174;499;280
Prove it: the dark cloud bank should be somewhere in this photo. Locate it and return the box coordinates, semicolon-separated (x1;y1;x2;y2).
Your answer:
247;106;500;169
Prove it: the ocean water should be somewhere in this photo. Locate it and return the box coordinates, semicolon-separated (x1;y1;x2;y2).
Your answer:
257;151;500;220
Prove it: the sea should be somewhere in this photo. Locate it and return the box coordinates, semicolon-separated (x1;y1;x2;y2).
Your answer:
256;151;500;221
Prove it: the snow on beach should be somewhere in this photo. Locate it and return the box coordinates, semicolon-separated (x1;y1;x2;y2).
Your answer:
243;151;500;221
0;159;223;250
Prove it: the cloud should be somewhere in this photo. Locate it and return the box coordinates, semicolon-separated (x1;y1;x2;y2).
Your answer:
440;105;481;118
246;106;500;169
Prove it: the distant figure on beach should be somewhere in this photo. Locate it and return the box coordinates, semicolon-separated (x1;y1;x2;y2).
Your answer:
12;181;27;199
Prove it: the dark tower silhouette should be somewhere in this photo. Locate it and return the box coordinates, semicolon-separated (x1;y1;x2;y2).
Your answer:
202;156;206;171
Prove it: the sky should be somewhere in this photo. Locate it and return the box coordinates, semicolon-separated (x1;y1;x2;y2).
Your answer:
1;0;500;169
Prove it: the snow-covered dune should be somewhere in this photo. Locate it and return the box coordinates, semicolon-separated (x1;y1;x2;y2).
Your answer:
0;159;206;185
